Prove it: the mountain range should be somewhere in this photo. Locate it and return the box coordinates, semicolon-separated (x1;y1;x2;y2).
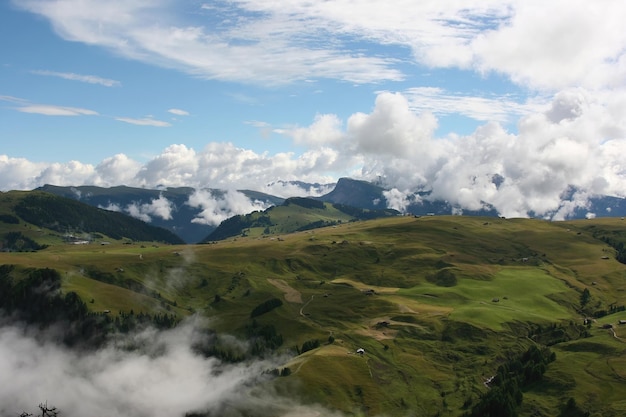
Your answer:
36;178;626;243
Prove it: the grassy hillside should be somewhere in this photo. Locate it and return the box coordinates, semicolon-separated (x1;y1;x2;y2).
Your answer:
37;184;286;243
203;196;399;241
0;190;184;246
1;215;626;416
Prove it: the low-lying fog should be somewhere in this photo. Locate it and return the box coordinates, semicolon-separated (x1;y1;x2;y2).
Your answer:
0;318;344;417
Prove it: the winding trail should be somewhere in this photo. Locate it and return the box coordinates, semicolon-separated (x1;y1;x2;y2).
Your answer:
610;327;624;342
300;295;315;317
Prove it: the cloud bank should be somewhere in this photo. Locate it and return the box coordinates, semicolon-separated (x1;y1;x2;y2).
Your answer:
0;319;343;417
187;190;273;227
0;321;256;417
101;194;174;223
99;191;275;227
2;89;626;219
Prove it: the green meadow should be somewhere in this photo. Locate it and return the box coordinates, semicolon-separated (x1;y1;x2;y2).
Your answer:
398;267;573;330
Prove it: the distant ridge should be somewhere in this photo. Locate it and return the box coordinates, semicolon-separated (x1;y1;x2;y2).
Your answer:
318;177;498;216
2;190;184;244
202;196;399;241
33;179;626;244
36;184;283;243
318;177;387;209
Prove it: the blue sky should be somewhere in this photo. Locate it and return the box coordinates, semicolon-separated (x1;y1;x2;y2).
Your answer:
2;0;626;219
0;1;523;163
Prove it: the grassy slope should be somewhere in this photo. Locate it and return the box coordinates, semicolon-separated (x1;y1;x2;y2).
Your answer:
1;215;626;416
205;199;397;241
0;190;184;244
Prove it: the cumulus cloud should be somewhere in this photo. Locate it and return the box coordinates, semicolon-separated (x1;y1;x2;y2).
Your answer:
1;89;626;221
34;160;98;187
276;114;344;147
347;92;439;158
0;155;49;190
0;319;343;417
98;195;174;223
187;189;272;226
471;0;626;91
132;143;341;192
382;188;416;213
0;143;340;194
94;154;143;186
263;181;335;199
125;194;174;223
546;88;587;123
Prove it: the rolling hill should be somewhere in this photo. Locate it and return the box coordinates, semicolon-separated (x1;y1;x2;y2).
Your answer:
1;213;626;416
0;190;185;247
36;184;284;243
202;196;400;241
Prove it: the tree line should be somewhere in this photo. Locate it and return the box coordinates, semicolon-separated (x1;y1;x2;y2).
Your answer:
2;231;48;252
0;265;178;348
463;345;555;417
13;192;183;244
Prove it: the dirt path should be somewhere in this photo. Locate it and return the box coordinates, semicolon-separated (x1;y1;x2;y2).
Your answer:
610;327;624;342
300;295;314;316
267;278;303;303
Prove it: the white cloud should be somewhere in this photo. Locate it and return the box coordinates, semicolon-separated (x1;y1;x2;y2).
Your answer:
34;160;97;186
382;188;416;213
471;0;626;91
1;95;98;116
0;320;345;417
115;117;172;127
17;104;98;116
97;194;174;223
2;89;626;221
94;154;143;186
17;1;626;92
31;70;121;87
99;202;122;212
143;194;174;220
132;143;341;191
0;95;30;104
167;108;189;116
125;194;174;223
187;189;272;226
0;155;49;190
273;88;626;219
14;0;403;84
403;87;546;123
347;92;439;159
263;181;335;199
276;114;343;147
246;121;271;128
